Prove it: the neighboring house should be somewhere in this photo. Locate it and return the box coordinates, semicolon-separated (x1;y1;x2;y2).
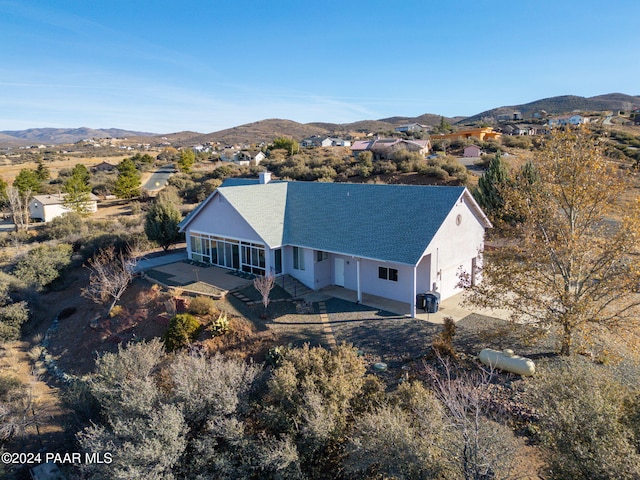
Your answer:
497;112;523;122
29;193;99;222
548;115;589;127
350;138;431;160
235;150;266;166
301;136;351;148
179;174;491;317
434;127;502;142
325;137;351;147
395;123;428;133
463;145;483;157
92;161;116;173
501;124;539;135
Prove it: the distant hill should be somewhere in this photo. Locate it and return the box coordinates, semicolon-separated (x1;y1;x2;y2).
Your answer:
461;93;640;124
0;127;156;146
2;93;639;148
177;119;332;147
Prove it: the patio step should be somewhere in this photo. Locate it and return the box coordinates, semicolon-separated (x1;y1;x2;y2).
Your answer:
279;275;313;299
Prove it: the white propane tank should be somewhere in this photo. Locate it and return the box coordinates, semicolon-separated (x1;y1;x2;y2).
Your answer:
478;348;535;376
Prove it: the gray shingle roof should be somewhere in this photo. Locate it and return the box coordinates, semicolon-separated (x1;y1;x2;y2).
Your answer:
218;182;288;247
283;182;465;264
182;181;477;265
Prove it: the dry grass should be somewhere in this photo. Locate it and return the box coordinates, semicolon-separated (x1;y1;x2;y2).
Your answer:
0;154;131;183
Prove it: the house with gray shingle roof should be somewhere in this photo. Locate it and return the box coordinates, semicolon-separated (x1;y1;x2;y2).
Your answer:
179;174;491;317
350;138;431;160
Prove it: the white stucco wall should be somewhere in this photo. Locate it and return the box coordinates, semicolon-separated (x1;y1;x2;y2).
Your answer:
313;253;332;289
284;246;316;288
426;194;486;299
358;260;414;303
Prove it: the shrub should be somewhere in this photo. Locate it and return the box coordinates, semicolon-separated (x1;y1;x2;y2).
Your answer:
188;296;217;316
45;212;86;240
432;316;457;358
208;312;229;337
526;358;640;479
0;301;29;341
163;313;201;351
13;243;73;291
501;135;533;149
441;159;466;176
417;165;449;180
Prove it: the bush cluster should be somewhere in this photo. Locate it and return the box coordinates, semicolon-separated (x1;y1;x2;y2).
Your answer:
163;313;201;351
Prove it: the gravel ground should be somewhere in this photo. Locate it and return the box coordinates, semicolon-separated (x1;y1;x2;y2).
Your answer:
225;291;561;369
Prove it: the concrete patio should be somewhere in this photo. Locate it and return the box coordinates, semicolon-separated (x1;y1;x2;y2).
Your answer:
142;260;254;292
140;253;510;324
316;286;511;324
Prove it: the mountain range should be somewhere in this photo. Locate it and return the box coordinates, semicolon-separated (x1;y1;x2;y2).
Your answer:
1;93;638;147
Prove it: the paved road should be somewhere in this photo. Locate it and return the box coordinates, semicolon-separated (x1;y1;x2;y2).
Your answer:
457;156;485;176
143;164;176;191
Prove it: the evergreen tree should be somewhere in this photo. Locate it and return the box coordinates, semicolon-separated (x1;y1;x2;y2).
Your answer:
35;158;50;182
113;158;141;199
0;177;8;208
145;194;182;250
63;166;93;215
13;168;42;195
71;163;91;184
177;149;195;173
473;151;509;225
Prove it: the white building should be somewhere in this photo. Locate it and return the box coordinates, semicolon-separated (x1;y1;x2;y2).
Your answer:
29;193;99;222
179;176;491;317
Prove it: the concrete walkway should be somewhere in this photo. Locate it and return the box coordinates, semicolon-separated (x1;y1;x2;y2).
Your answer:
317;286;511;324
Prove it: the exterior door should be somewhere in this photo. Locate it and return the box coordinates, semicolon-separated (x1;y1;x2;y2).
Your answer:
274;249;282;274
334;258;345;287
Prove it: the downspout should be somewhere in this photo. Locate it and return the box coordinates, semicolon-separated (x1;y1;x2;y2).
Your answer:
411;265;417;318
356;258;362;304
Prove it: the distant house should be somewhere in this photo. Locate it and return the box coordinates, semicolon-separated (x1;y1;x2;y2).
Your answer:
434;127;502;142
301;136;351;148
29;193;99;222
179;177;492;317
463;145;483;157
548;115;589;127
395;123;428;133
235;150;266;166
502;124;548;136
351;138;431;160
92;161;116;173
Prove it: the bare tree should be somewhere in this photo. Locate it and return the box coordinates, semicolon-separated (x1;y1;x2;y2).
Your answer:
253;274;275;316
82;246;137;316
424;357;519;480
7;187;31;232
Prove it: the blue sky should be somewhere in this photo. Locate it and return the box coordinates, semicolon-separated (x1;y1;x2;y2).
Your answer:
1;0;638;133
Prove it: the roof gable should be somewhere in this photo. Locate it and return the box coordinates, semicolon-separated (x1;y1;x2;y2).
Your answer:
216;182;288;247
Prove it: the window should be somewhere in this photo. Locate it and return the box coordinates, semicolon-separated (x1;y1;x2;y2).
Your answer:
189;234;264;274
378;266;398;282
316;250;328;262
293;247;305;271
